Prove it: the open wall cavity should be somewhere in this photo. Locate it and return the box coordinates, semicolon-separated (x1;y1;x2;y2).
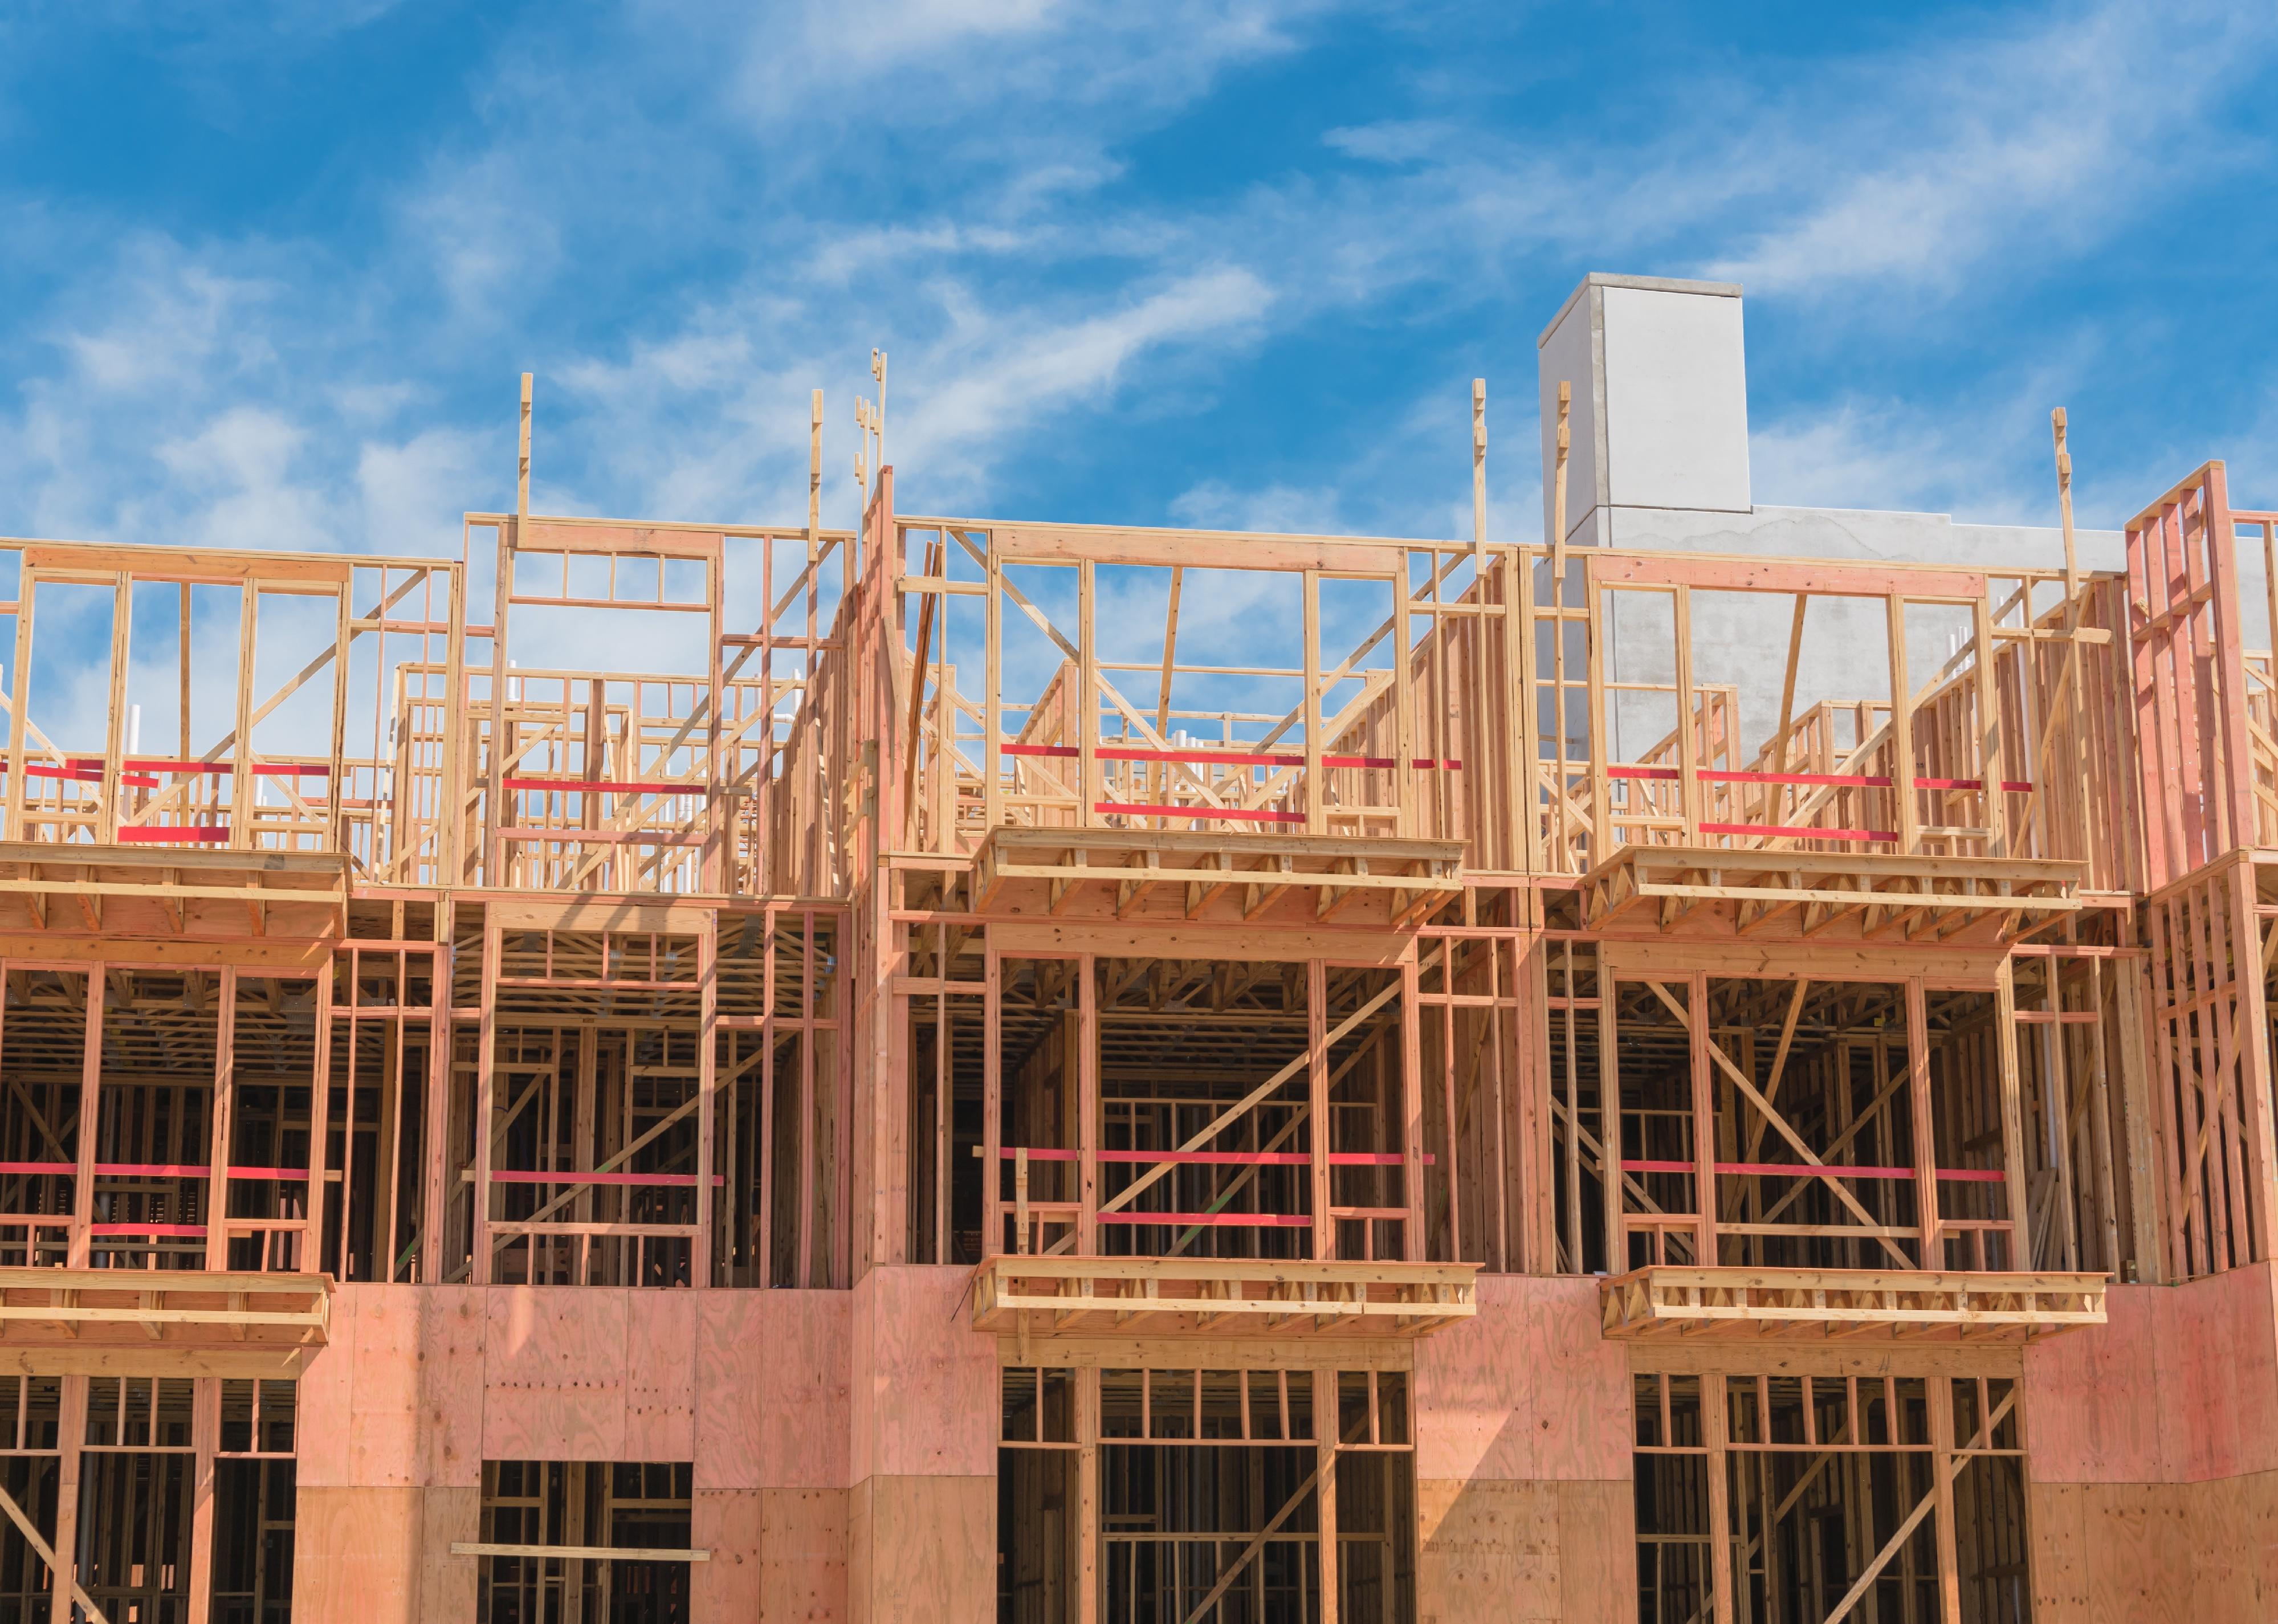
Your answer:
998;1360;1415;1623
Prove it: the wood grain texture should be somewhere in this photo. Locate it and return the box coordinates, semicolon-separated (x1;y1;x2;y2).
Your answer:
417;1287;486;1487
295;1286;357;1490
1413;1274;1628;1483
1554;1479;1635;1624
290;1486;422;1624
696;1290;851;1490
854;1266;997;1480
418;1486;480;1624
2030;1474;2278;1623
2027;1265;2278;1486
763;1487;851;1622
692;1488;764;1621
1414;1479;1561;1622
847;1475;992;1624
625;1287;699;1460
347;1285;423;1488
2024;1279;2165;1482
482;1286;629;1460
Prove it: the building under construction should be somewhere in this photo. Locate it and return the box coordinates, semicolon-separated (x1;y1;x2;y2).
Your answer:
0;272;2268;1622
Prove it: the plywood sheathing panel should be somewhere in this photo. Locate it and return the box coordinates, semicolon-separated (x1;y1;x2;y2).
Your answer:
290;1486;423;1624
348;1284;424;1486
482;1286;634;1459
2030;1477;2278;1623
296;1283;358;1489
1413;1274;1629;1483
762;1487;851;1621
2026;1265;2278;1484
2023;1267;2278;1622
417;1286;486;1487
848;1475;993;1624
626;1286;699;1460
417;1486;480;1623
1412;1478;1633;1624
853;1264;997;1480
692;1488;764;1619
695;1290;851;1491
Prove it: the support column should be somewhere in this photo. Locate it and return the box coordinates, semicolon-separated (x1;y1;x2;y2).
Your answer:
186;1377;220;1624
46;1376;85;1624
68;971;102;1270
471;919;500;1285
1701;1372;1733;1623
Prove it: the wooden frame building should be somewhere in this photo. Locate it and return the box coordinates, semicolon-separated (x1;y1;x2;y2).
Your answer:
0;368;2269;1622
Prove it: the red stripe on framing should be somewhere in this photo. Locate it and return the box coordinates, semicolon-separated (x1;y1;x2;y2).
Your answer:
1697;822;1898;843
115;827;231;844
89;1223;207;1237
996;1148;1432;1166
488;1170;726;1187
1001;743;1458;770
1624;1159;2007;1183
1095;1211;1311;1227
502;778;704;794
1094;803;1308;825
1607;766;2034;793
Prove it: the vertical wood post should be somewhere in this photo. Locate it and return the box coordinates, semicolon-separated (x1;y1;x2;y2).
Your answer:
1309;959;1332;1260
68;969;102;1268
46;1376;86;1624
471;919;501;1284
695;915;719;1284
1907;977;1942;1268
1702;1372;1733;1623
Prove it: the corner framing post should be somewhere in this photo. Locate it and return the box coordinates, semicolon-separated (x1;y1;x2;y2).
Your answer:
97;572;129;843
1400;948;1426;1259
6;576;35;843
703;544;727;894
984;534;1004;835
45;1376;87;1624
487;373;531;887
1309;959;1332;1260
1077;561;1098;830
305;965;335;1269
1926;1374;1963;1624
1994;960;2032;1268
471;916;502;1286
1303;571;1325;837
1672;587;1700;842
1317;1402;1340;1624
1077;953;1099;1255
67;969;103;1269
983;945;1003;1256
1599;973;1623;1270
1701;1371;1733;1623
1392;550;1417;840
422;895;455;1283
1906;978;1942;1267
328;577;352;854
206;968;239;1270
2228;850;2278;1259
1888;594;1920;853
230;581;258;852
695;912;719;1284
1077;1368;1100;1624
1687;974;1717;1266
185;1377;220;1624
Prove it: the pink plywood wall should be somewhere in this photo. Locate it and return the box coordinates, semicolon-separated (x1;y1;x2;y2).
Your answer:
850;1264;998;1481
697;1290;851;1490
1413;1274;1631;1484
2027;1264;2278;1485
295;1284;857;1624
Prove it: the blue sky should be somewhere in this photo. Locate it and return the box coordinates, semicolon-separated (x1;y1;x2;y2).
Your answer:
3;0;2275;567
